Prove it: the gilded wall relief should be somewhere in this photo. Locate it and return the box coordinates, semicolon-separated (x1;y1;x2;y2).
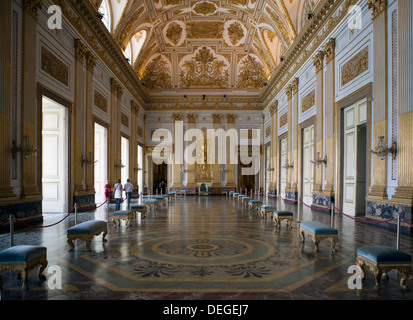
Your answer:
40;47;69;86
237;55;267;88
301;90;315;113
94;90;108;113
280;112;288;128
341;46;369;86
141;54;173;89
179;46;230;88
121;113;129;128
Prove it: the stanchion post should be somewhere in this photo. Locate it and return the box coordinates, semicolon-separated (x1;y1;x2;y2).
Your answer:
106;198;110;222
397;213;401;250
74;203;78;225
330;203;334;228
9;215;14;247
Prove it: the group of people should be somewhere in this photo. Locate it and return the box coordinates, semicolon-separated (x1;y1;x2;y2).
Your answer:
104;179;135;211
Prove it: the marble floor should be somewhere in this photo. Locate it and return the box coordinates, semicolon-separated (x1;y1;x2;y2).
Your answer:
1;194;413;301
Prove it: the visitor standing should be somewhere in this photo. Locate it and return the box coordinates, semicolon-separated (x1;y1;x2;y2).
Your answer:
124;179;134;208
104;180;111;202
114;179;123;211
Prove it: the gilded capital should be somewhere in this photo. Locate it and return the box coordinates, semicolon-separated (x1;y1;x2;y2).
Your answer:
270;101;278;116
226;114;236;123
131;101;139;115
286;85;293;100
86;52;97;71
187;113;197;123
172;114;183;122
212;114;222;124
312;51;325;73
74;39;87;62
323;38;336;63
23;0;43;20
110;78;119;94
367;0;387;20
291;78;299;95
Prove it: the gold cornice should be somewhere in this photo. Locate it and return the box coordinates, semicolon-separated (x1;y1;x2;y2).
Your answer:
59;0;148;106
260;0;345;105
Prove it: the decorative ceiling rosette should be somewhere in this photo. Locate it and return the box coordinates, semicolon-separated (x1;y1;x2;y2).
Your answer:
164;20;186;46
224;20;247;47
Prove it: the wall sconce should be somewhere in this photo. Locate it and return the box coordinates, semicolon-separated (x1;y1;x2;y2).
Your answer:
11;136;37;159
180;165;188;173
133;164;142;171
282;161;293;170
115;161;125;169
219;164;227;173
82;152;97;167
265;167;274;172
311;152;327;167
370;136;397;160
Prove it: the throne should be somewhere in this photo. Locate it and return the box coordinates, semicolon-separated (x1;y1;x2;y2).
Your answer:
198;183;208;196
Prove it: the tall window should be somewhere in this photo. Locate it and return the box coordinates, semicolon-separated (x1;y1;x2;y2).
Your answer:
98;0;111;31
125;30;147;65
124;42;132;64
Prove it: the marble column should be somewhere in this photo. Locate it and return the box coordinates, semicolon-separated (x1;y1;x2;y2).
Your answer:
285;78;299;204
312;51;325;197
172;113;183;189
20;0;42;200
367;0;389;200
130;101;139;187
270;103;278;195
212;114;222;188
73;39;87;197
0;0;17;202
323;39;336;207
226;114;237;189
186;113;197;190
108;78;119;184
84;51;97;196
392;0;413;207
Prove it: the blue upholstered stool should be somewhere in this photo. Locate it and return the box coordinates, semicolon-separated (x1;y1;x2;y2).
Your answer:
356;245;412;290
112;210;133;227
260;205;277;218
67;220;108;252
144;200;158;212
299;221;338;252
131;204;147;218
273;211;294;228
0;245;48;290
248;200;263;211
241;197;251;206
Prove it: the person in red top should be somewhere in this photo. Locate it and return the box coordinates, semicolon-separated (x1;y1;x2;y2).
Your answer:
104;180;111;201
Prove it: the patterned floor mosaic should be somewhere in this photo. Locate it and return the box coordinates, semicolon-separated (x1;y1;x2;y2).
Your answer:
1;195;413;300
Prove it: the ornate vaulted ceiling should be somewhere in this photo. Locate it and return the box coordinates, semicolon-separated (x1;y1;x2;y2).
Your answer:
91;0;320;99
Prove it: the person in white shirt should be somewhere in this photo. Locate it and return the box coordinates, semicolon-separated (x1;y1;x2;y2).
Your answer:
124;179;134;208
114;179;123;211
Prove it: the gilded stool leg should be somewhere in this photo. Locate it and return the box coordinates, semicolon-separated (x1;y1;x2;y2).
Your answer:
67;238;75;252
102;229;108;242
374;267;383;290
38;258;48;281
21;269;28;290
85;238;92;252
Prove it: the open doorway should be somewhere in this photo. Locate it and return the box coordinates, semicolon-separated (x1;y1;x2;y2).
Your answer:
153;163;167;194
94;122;108;204
42;97;69;213
342;99;367;216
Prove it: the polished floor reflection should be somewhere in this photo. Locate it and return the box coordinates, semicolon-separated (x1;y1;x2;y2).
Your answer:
1;195;413;300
